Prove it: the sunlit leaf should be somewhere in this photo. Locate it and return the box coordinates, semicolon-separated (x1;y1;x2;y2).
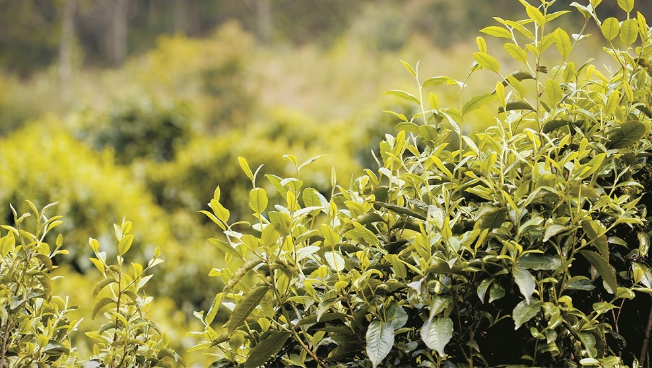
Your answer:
421;317;453;357
513;299;543;330
366;321;394;368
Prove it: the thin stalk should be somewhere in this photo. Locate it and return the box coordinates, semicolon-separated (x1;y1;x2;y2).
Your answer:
0;320;11;368
640;297;652;367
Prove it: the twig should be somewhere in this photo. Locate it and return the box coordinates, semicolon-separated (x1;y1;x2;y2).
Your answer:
290;330;328;368
1;321;11;368
639;297;652;367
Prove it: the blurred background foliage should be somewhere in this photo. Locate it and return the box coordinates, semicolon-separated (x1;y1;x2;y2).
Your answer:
0;0;651;366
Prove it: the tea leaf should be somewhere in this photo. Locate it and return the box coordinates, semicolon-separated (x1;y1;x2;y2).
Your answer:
244;331;291;368
601;18;620;41
383;90;420;105
227;283;270;335
513;299;543;330
607;120;647;149
473;52;501;73
421;317;453;357
366;321;394;368
579;250;618;293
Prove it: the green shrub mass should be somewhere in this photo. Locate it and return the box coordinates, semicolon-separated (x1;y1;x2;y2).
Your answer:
192;1;652;367
3;0;652;367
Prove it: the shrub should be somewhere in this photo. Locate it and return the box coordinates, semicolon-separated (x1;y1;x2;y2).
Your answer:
192;0;652;367
0;202;181;368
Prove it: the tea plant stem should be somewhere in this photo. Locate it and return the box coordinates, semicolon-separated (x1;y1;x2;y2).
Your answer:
640;299;652;367
0;320;10;368
290;329;328;368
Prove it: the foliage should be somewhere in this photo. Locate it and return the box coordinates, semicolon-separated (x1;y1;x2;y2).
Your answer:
192;1;652;367
84;218;183;368
0;202;78;367
0;202;181;368
74;96;197;164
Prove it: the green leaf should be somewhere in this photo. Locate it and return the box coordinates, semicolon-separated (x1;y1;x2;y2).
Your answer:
601;17;620;41
579;250;618;293
321;224;340;247
93;278;115;298
297;312;347;326
542;119;578;133
582;221;609;260
92;297;116;320
476;207;507;230
620;19;638;44
244;331;292;368
227;282;270;335
249;188;268;214
554;28;572;59
422;76;457;87
209;238;244;260
473;52;501;73
607;120;647;149
477;279;492;303
238;157;254;181
324;251;345;272
117;234;134;256
499;101;535;113
268;211;292;235
477;35;487;52
518;254;562;270
373;201;426;220
513;299;543;330
205;293;223;325
513;267;536;304
617;0;634;12
504;43;528;64
209;199;230;223
400;60;416;76
462;92;497;115
543;224;572;242
366;321;394;368
383;90;420;105
526;4;545;26
421;317;453;357
480;26;513;38
605;90;620;115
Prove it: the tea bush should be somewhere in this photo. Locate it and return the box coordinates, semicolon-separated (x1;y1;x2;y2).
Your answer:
193;0;652;367
0;202;181;368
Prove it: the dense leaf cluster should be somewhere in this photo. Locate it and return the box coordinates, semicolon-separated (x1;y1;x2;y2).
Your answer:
193;0;652;367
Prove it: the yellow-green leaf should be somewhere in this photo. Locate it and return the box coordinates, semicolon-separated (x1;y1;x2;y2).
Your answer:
480;26;513;39
617;0;634;12
249;188;268;214
462;92;497;115
619;19;638;45
400;60;416;76
605;90;620;115
601;17;620;41
526;5;545;26
546;79;564;105
554;28;572;59
476;37;487;53
473;52;501;73
383;90;420;105
504;43;528;64
238;157;254;181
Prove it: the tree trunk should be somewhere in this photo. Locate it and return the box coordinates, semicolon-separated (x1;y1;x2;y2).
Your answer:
174;0;188;35
111;0;128;65
59;0;76;96
256;0;272;43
